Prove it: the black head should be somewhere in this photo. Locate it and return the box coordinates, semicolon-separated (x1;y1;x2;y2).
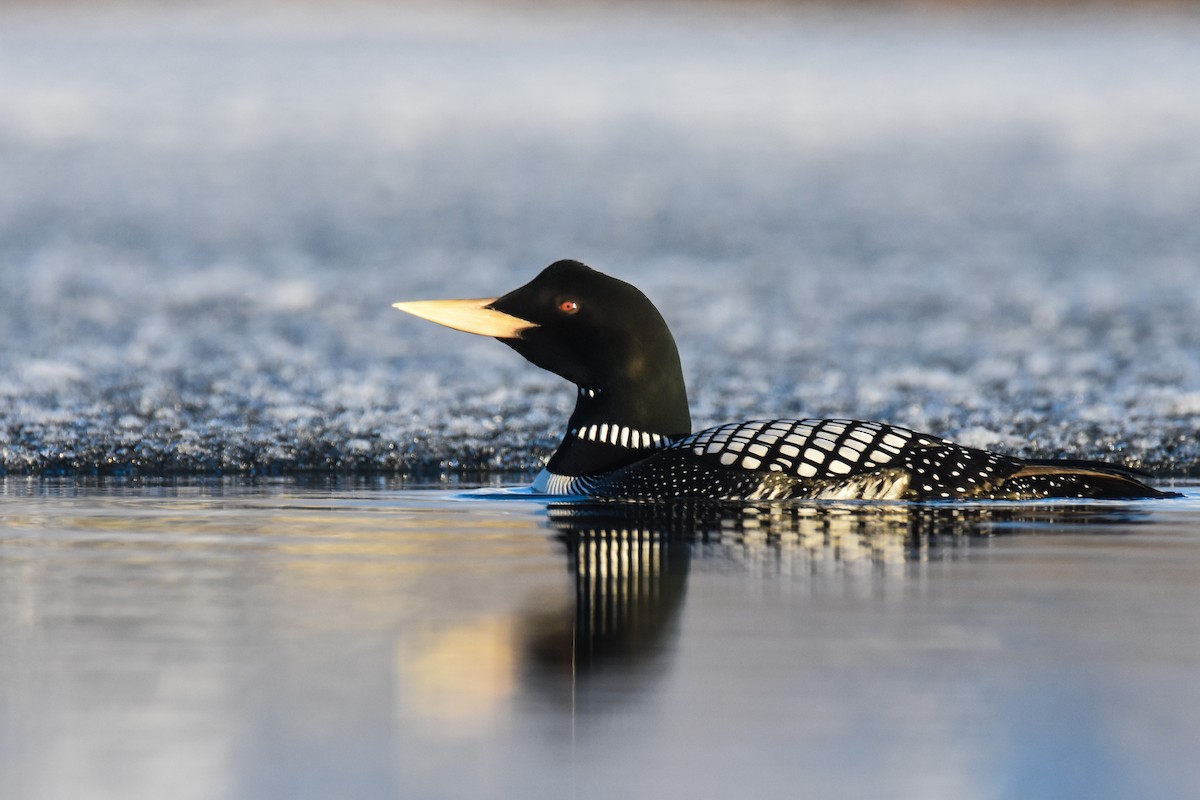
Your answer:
395;259;692;455
489;260;690;437
488;261;666;384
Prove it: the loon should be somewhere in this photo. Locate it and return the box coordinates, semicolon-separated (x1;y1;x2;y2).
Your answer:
394;260;1175;501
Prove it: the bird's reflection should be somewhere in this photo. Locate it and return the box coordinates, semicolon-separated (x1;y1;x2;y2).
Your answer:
523;508;691;681
522;499;1154;698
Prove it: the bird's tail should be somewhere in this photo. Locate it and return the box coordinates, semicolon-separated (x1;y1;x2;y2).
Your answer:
1005;459;1180;499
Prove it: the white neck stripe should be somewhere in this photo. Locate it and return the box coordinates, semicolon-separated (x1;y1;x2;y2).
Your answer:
571;424;665;450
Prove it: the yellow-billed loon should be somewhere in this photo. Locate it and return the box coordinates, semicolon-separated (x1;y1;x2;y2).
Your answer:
394;260;1175;501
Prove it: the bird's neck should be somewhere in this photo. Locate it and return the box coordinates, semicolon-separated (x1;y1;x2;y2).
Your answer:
546;379;691;477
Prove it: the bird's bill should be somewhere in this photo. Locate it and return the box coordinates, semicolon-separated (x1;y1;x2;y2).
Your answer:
392;297;537;339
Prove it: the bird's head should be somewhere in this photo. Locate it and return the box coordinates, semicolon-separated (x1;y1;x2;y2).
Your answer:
395;260;682;394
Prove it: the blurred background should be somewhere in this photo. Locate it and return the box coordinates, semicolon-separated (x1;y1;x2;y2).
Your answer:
1;0;1198;476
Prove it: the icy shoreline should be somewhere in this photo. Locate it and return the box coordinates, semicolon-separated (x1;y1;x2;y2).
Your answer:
2;5;1198;477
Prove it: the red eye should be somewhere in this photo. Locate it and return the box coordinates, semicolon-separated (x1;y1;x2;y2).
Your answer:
558;299;580;314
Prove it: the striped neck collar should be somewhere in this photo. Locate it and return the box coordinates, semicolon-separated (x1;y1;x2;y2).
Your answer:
545;383;685;477
545;419;674;478
570;422;666;451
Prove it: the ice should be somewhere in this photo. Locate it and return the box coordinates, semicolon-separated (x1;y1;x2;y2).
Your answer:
1;4;1198;476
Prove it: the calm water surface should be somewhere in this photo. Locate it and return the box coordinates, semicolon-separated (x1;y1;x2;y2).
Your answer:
1;478;1199;800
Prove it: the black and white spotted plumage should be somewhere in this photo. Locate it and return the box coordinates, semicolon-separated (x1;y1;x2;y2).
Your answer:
597;418;950;500
535;417;1172;501
397;260;1176;502
583;418;1164;500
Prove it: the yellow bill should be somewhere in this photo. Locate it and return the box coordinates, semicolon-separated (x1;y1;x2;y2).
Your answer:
392;297;537;339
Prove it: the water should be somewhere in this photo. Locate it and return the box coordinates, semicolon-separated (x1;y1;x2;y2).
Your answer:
2;479;1199;800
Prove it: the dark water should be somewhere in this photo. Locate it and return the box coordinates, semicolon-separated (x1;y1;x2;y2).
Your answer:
2;479;1199;800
